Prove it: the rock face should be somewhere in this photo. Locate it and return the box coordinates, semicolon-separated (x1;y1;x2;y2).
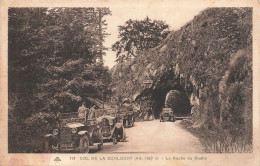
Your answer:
110;8;252;140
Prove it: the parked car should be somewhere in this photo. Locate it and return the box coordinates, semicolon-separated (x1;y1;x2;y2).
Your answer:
160;108;175;122
97;114;125;144
117;111;135;128
44;112;103;153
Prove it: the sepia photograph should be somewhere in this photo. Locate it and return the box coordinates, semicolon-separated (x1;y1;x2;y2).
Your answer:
8;6;253;154
1;0;260;165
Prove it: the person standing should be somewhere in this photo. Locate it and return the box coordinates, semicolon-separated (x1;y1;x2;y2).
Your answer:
88;105;96;120
78;102;88;119
148;106;154;120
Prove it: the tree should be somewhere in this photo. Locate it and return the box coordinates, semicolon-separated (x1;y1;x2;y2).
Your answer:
8;7;111;152
112;17;170;62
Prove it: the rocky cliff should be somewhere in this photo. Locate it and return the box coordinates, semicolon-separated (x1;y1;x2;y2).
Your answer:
110;8;252;141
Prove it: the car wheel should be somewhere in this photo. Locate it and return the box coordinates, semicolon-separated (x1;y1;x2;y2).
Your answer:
122;127;126;142
112;136;118;144
97;134;103;150
44;140;51;153
117;127;124;142
79;135;89;153
123;119;126;128
125;120;128;128
116;132;122;142
131;117;134;127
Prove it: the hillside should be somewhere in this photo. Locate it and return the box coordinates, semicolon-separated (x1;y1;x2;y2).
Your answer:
110;7;252;150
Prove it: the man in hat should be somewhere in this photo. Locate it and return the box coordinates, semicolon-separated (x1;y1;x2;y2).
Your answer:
88;105;97;120
78;102;89;119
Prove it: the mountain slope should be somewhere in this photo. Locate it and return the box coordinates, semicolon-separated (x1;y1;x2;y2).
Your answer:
110;8;252;145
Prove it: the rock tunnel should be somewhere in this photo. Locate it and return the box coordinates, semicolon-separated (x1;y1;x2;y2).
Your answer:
151;84;191;118
140;70;192;119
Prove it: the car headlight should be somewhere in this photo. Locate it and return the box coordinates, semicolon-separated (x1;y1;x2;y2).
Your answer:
71;128;77;134
53;129;59;136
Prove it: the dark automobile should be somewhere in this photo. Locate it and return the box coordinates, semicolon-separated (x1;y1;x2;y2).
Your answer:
44;112;103;153
97;114;125;144
117;111;135;128
160;108;175;122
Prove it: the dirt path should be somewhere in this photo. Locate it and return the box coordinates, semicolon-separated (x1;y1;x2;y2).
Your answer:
96;120;204;153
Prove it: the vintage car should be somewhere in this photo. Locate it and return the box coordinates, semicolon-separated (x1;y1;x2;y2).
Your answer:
44;112;103;153
97;114;125;144
117;111;135;128
160;108;175;122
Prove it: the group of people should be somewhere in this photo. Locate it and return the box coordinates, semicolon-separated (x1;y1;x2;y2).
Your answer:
78;102;155;121
78;102;96;120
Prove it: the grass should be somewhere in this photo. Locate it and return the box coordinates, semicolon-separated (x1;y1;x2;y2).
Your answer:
180;120;253;153
205;139;252;153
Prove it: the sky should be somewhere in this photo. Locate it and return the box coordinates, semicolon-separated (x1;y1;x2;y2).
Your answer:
102;6;207;69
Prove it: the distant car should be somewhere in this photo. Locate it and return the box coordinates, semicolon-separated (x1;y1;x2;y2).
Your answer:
160;108;175;122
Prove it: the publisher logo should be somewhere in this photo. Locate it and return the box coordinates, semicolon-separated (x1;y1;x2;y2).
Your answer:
54;157;61;162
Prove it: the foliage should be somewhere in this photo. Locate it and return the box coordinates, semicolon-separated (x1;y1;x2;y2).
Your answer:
8;7;111;152
110;8;252;150
175;8;252;143
112;17;170;62
25;112;57;137
219;49;252;142
205;140;252;153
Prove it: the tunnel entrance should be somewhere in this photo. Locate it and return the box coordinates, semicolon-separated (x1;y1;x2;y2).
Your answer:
151;83;191;118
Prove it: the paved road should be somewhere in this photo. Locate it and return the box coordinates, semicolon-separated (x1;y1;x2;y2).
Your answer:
96;120;204;153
